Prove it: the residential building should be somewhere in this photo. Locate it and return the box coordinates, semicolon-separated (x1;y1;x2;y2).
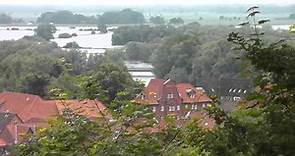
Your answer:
0;92;108;149
0;112;33;153
133;79;214;128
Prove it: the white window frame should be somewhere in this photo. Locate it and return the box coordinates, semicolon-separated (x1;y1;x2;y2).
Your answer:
194;104;198;110
167;93;174;99
141;94;145;100
171;106;175;111
177;105;180;111
161;106;164;112
202;103;206;108
152;106;156;112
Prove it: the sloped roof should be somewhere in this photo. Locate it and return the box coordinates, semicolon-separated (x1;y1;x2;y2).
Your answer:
0;92;108;124
189;111;215;129
134;79;165;105
0;92;58;123
134;79;212;105
176;83;212;103
54;100;108;119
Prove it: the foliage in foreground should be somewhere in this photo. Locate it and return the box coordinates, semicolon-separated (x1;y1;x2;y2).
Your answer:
14;6;295;156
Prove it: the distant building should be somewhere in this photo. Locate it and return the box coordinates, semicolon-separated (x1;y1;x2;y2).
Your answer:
125;61;155;85
0;112;33;153
133;78;214;129
0;92;109;149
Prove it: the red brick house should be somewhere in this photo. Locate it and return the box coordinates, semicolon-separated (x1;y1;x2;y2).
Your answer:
0;92;108;126
133;79;214;128
0;92;108;149
0;112;33;151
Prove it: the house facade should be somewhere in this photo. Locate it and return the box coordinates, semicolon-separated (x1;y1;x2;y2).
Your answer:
133;79;214;128
0;112;33;153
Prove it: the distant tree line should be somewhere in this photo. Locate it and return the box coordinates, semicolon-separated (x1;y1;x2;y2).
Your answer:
0;13;23;24
98;8;145;24
37;10;97;24
111;20;292;88
37;9;146;25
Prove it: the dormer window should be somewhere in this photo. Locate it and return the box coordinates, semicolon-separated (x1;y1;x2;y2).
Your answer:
186;88;196;98
167;93;174;99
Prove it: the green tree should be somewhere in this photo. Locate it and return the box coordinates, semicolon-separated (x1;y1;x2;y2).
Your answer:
98;23;108;34
35;24;57;40
80;64;141;106
125;42;153;62
150;16;165;25
37;10;97;24
169;17;184;25
0;13;23;24
98;8;145;24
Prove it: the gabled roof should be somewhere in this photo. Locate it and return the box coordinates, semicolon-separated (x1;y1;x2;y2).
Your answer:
134;79;165;105
134;79;212;105
0;92;108;125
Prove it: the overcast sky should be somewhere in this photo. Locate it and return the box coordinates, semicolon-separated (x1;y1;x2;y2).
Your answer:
0;0;294;6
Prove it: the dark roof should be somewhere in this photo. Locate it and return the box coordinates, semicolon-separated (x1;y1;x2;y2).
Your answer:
0;112;16;131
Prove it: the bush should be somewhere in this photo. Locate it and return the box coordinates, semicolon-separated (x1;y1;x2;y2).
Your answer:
58;33;72;38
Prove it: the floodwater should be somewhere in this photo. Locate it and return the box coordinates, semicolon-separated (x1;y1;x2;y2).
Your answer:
0;26;114;49
0;25;291;48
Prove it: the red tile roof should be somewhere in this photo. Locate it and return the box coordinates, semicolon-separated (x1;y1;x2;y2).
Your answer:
54;100;108;119
0;92;108;125
0;138;7;147
0;92;109;147
134;79;212;105
134;79;165;105
0;92;58;123
176;83;212;104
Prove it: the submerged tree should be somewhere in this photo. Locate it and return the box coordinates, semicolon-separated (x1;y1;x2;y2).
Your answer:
35;24;57;40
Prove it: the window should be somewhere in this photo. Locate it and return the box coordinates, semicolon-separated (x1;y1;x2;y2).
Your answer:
167;93;174;99
140;94;145;99
202;103;206;108
161;106;164;112
194;104;198;110
177;105;180;111
169;106;175;111
171;106;175;111
192;104;195;110
152;107;156;112
185;104;188;109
